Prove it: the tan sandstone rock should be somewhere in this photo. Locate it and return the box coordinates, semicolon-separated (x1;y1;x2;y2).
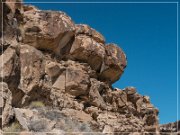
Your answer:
65;62;90;96
70;35;106;71
1;0;23;41
89;78;106;110
125;86;137;95
0;2;161;134
75;24;105;44
100;44;127;83
18;45;45;94
0;45;19;81
22;9;75;55
0;82;13;127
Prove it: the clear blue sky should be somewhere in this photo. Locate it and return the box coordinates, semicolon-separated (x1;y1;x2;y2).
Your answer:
24;0;179;124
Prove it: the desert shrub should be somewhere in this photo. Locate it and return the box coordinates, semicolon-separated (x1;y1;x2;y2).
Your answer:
30;101;45;108
3;121;22;135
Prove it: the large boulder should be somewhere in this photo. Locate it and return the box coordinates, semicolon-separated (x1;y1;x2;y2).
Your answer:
11;107;93;132
89;78;106;110
100;44;127;83
70;35;106;71
0;82;13;127
45;62;61;79
75;24;105;44
18;45;45;94
65;62;90;96
22;9;75;54
48;60;91;97
4;0;23;14
0;45;19;82
1;0;23;41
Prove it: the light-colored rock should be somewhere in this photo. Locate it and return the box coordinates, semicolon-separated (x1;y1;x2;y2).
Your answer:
75;24;105;43
100;44;127;83
1;2;161;134
125;86;137;95
0;46;18;81
103;125;113;134
65;64;90;96
5;0;23;14
45;62;61;78
111;90;127;108
22;9;75;55
0;82;13;127
89;78;106;110
18;45;45;94
1;0;23;42
52;72;66;91
61;108;93;122
14;108;29;130
70;35;106;71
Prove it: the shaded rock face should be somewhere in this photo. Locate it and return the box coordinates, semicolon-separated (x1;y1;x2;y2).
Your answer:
0;1;162;135
1;0;23;41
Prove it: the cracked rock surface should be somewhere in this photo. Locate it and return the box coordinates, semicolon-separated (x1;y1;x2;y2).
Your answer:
0;1;171;135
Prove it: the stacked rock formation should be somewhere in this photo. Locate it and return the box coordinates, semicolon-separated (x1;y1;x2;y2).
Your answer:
0;1;162;135
160;121;180;134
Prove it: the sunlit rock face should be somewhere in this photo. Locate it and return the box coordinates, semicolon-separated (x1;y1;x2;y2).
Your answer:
22;8;75;54
0;1;162;134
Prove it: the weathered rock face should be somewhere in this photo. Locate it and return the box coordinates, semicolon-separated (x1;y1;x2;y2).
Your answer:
70;35;106;71
18;45;45;94
0;45;19;82
0;1;162;135
22;8;75;55
100;44;127;83
75;24;105;44
0;82;13;127
1;0;23;41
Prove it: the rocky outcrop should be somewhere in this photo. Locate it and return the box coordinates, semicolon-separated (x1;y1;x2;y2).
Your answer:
75;24;105;44
18;45;45;94
1;0;23;41
160;121;180;134
0;1;165;134
0;82;13;127
70;35;106;72
100;44;127;83
22;8;75;55
0;44;159;133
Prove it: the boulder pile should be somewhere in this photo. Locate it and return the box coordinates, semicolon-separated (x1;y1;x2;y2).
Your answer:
0;1;162;134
